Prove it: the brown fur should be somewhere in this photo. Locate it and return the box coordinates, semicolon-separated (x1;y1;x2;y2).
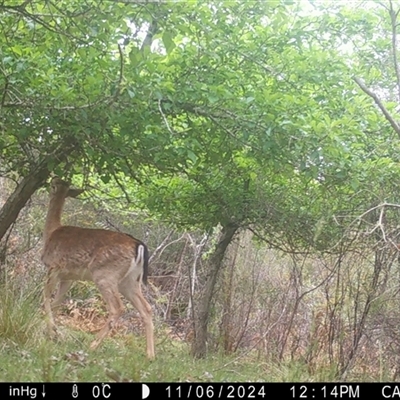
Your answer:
41;177;155;359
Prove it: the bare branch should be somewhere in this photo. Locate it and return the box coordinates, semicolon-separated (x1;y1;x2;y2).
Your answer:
152;233;187;262
148;229;176;264
366;205;387;242
353;77;400;138
377;1;390;12
158;99;175;136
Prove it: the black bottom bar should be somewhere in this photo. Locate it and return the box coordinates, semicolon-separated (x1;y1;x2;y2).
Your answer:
1;382;398;399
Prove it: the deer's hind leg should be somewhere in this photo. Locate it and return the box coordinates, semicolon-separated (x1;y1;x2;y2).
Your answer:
119;274;154;359
51;280;73;310
90;275;124;350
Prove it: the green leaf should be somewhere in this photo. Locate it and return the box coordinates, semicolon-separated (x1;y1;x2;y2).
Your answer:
162;32;176;54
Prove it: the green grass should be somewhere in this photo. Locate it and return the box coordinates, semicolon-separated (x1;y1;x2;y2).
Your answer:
0;277;43;346
0;333;377;382
0;277;272;382
0;278;385;382
0;332;271;382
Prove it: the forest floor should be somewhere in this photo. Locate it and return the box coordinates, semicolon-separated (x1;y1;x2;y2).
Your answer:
0;278;256;382
0;278;346;383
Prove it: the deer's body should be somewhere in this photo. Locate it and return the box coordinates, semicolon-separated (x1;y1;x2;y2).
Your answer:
42;177;154;359
42;227;147;282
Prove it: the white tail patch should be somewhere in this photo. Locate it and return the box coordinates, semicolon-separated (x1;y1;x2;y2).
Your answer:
136;244;145;267
121;244;145;282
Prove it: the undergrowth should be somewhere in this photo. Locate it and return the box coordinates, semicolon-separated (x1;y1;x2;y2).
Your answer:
0;276;270;382
0;275;391;382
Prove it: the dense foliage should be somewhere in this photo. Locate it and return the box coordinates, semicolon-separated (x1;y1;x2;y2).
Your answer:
3;0;400;364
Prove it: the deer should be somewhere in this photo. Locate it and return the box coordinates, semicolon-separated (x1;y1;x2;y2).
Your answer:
41;177;155;359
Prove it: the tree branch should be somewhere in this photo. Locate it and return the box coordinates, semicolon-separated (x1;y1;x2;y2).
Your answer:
140;18;158;52
111;43;125;100
389;0;400;104
353;77;400;138
158;99;175;136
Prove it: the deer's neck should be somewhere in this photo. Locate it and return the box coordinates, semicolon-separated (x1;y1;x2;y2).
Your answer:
43;195;66;243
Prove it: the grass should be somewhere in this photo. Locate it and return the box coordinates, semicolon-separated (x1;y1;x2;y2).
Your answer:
0;277;271;382
0;277;385;382
0;320;264;382
0;276;43;346
0;330;270;382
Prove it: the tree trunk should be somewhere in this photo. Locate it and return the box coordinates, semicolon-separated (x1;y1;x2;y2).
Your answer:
0;141;74;243
191;222;238;358
0;161;51;242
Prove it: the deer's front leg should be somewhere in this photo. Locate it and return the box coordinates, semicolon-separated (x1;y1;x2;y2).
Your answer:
43;268;59;338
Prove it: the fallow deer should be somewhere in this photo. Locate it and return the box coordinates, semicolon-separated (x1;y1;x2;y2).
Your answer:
41;177;154;359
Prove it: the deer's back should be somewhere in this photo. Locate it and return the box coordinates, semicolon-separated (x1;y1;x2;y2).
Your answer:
42;226;143;281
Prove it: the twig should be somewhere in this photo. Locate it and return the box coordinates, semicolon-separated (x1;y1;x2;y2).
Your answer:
153;233;187;262
0;79;8;110
149;230;186;264
111;172;131;203
379;206;387;242
158;99;175;135
148;229;175;264
112;44;124;99
212;303;288;372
